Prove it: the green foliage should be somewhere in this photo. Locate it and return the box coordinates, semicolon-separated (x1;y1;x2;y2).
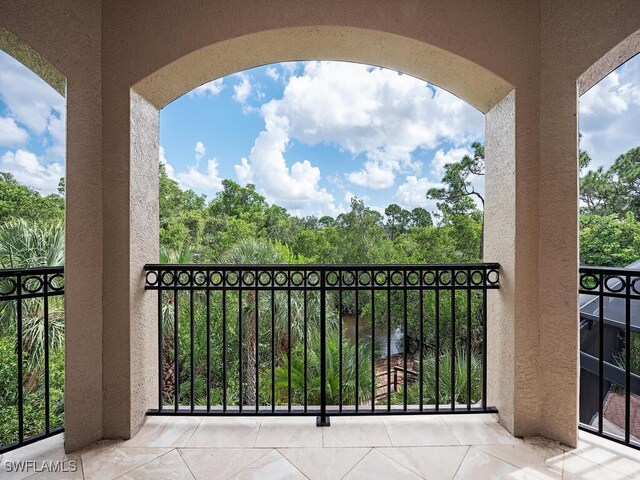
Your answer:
270;328;372;406
426;142;484;218
0;173;64;224
390;347;482;406
580;146;640;220
0;219;64;269
579;213;640;267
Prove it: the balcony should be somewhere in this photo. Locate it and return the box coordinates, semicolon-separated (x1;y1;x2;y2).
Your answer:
3;414;639;479
2;1;640;478
2;263;639;479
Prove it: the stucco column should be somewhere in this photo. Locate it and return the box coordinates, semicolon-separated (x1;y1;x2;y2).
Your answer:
101;88;159;439
485;89;546;439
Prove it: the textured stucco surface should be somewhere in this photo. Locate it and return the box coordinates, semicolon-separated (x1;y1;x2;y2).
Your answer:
538;1;640;447
0;27;66;95
1;0;640;452
135;27;512;113
485;91;517;434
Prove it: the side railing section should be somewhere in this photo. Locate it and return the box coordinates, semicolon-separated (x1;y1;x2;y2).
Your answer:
144;263;499;423
0;267;65;453
579;266;640;450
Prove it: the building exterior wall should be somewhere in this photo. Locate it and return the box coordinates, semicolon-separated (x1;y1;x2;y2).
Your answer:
0;0;639;452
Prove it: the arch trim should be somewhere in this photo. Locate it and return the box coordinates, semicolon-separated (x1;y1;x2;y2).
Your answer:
134;26;513;113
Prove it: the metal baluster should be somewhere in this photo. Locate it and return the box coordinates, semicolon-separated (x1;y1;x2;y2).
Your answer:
435;274;440;412
173;271;179;412
451;273;456;411
371;270;375;413
190;287;195;412
44;273;50;432
466;270;472;410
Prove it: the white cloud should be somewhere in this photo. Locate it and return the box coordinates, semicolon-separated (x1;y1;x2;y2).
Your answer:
159;146;177;180
233;73;252;104
347;161;396;189
394;175;442;210
247;121;334;209
259;61;483;190
0;51;65;136
177;158;223;193
344;190;355;203
191;78;224;97
0;149;64;194
265;66;279;81
431;147;471;177
194;141;206;160
579;54;640;169
234;157;253;184
0;117;29;146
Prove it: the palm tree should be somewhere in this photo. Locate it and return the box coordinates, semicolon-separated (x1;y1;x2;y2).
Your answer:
271;327;372;406
218;239;285;407
390;347;482;406
0;220;65;371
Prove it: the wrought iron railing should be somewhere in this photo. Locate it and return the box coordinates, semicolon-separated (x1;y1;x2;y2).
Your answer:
579;266;640;450
0;267;65;453
144;263;499;424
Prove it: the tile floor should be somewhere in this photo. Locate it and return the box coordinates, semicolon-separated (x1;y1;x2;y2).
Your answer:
1;414;639;479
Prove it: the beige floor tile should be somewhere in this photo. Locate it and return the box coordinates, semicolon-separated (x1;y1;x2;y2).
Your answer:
254;417;323;447
24;457;83;480
378;445;469;480
561;452;633;480
122;417;202;448
342;449;421;479
566;431;640;478
230;450;306;479
453;447;524;479
477;441;564;479
0;435;73;480
383;416;460;446
179;448;271;480
322;416;392;447
117;450;194;479
80;446;172;480
185;417;261;448
278;447;370;480
441;414;520;445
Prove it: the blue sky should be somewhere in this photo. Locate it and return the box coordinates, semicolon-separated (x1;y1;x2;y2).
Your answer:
159;61;484;217
1;51;639;217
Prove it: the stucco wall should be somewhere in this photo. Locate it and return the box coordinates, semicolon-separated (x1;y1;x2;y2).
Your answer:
1;0;639;452
539;0;640;445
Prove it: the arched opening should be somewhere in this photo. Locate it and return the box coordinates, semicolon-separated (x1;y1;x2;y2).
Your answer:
0;26;67;452
117;25;519;441
577;28;640;449
156;60;489;415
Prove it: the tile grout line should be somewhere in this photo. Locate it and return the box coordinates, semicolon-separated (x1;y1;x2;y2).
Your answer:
220;448;273;480
275;448;311;480
440;416;465;446
105;448;177;479
181;416;205;448
450;445;471;479
252;418;264;448
382;417;395;447
176;448;198;480
375;447;426;479
338;447;373;480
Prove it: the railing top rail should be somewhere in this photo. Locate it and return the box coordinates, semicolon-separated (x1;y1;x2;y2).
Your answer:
0;265;64;275
145;262;500;271
579;265;640;275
